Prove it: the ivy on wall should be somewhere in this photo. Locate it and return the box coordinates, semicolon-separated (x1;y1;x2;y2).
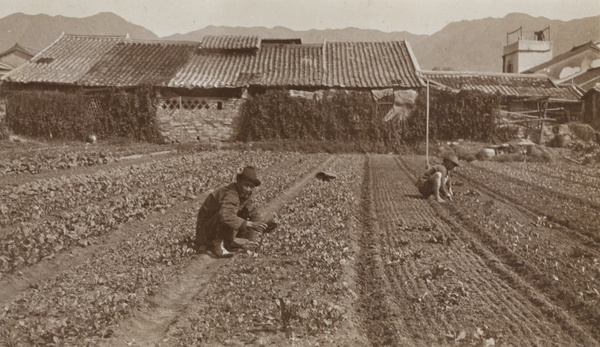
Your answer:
237;88;502;149
5;88;162;142
4;86;502;146
407;88;502;142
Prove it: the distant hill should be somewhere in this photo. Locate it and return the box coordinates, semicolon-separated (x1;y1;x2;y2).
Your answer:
164;25;428;47
413;13;600;72
0;12;598;72
0;12;158;54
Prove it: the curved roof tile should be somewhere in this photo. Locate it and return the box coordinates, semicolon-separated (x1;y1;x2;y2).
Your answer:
5;34;423;89
5;34;124;84
81;41;197;87
422;70;580;100
200;35;260;50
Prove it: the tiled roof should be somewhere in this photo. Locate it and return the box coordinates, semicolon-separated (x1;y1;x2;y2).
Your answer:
200;35;260;50
0;43;37;59
169;49;255;88
4;34;423;89
169;44;323;88
422;70;580;101
324;41;423;88
253;44;324;86
0;61;13;70
6;34;124;84
81;41;197;87
586;83;600;95
558;67;600;93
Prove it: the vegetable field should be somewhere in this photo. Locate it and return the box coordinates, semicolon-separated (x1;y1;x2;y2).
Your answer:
1;148;598;346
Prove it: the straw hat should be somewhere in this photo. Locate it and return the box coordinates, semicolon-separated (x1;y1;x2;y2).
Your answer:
236;166;261;186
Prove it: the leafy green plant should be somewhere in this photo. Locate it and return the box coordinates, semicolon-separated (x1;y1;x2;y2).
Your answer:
408;89;501;142
237;89;383;143
237;88;502;151
5;87;162;142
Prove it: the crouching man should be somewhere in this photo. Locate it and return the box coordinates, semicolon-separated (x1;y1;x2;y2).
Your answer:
195;166;267;258
416;154;460;203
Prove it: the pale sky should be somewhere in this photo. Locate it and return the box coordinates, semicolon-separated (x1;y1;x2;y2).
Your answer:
1;0;599;37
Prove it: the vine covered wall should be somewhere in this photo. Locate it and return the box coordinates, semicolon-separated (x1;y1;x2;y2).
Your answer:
3;86;502;146
237;88;502;150
409;88;501;142
5;87;162;142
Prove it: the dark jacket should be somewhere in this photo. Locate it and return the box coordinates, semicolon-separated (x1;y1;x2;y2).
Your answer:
196;183;261;244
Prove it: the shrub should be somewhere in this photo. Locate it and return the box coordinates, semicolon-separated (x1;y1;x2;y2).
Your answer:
454;146;478;162
409;89;501;142
568;123;595;142
5;88;162;142
237;88;502;151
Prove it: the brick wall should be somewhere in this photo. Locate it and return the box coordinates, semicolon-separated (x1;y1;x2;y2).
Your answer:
156;96;243;143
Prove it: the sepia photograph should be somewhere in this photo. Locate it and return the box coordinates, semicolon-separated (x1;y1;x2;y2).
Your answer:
0;0;599;345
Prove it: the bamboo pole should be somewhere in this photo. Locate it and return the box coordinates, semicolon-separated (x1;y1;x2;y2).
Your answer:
426;80;430;168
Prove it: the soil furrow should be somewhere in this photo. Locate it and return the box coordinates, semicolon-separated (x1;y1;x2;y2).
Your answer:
371;156;447;339
456;166;600;243
0;151;174;187
0;153;326;307
456;168;600;247
98;155;336;346
507;162;600;186
357;155;410;346
395;155;596;345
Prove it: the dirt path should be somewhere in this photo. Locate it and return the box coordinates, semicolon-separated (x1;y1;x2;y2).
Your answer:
99;156;336;347
0;152;324;306
356;154;594;346
1;151;175;187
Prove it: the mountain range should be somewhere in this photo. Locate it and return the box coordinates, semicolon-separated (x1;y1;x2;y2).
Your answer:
0;12;598;72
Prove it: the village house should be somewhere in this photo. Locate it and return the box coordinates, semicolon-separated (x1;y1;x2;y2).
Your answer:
421;70;583;144
529;41;600;131
582;84;600;130
421;70;582;118
502;27;600;131
2;33;424;143
524;40;600;89
0;43;37;78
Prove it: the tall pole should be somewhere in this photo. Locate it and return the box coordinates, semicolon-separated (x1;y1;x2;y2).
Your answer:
426;79;430;168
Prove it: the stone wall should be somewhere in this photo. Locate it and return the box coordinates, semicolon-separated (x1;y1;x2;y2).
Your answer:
156;96;243;143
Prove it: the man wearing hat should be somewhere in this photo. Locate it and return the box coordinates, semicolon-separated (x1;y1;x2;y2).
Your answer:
195;166;267;257
415;154;460;203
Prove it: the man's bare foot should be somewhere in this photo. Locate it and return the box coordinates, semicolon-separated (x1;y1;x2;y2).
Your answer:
435;197;445;203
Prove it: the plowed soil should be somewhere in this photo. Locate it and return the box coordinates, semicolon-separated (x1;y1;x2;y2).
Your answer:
357;155;597;346
1;152;598;346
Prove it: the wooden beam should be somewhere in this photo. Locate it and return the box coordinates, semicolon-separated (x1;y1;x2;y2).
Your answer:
499;118;556;124
499;109;563;116
498;109;564;119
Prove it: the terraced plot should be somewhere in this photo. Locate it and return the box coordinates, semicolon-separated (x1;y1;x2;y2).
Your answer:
1;150;597;346
358;155;596;346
